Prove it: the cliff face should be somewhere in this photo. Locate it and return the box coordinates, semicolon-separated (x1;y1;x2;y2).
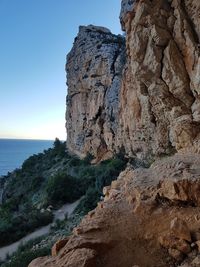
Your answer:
66;25;125;161
66;0;200;161
117;0;200;159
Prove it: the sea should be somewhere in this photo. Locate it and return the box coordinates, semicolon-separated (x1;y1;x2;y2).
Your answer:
0;139;53;177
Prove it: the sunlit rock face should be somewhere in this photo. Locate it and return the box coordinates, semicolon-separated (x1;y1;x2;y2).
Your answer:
66;25;125;161
116;0;200;160
66;0;200;161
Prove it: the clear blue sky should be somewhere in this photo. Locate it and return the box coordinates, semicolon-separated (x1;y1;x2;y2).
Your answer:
0;0;121;140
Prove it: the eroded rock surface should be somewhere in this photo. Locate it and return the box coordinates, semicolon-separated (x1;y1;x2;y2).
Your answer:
66;0;200;161
66;25;125;161
29;152;200;267
116;0;200;160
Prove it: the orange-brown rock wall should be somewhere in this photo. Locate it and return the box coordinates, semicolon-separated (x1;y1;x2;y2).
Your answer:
66;0;200;161
117;0;200;160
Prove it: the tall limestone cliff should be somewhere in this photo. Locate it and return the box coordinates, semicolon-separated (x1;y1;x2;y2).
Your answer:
118;0;200;159
66;25;125;161
66;0;200;161
29;0;200;266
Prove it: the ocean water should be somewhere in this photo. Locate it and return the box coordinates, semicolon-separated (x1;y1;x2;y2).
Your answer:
0;139;53;176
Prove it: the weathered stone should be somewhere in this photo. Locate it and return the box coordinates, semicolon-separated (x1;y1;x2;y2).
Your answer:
116;0;200;160
28;257;50;267
170;217;191;242
168;248;184;261
66;0;200;162
159;233;191;254
57;248;97;267
51;237;69;256
195;240;200;252
119;0;136;31
66;25;125;161
29;248;97;267
192;256;200;266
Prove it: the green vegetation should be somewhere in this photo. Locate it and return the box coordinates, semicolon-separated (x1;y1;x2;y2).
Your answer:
0;139;71;246
2;248;49;267
0;138;128;266
0;207;53;246
0;209;85;267
1;237;51;267
45;155;127;213
75;157;127;214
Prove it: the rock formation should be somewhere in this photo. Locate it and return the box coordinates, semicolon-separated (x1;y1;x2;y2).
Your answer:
29;0;200;266
66;0;200;161
117;0;200;160
66;25;125;161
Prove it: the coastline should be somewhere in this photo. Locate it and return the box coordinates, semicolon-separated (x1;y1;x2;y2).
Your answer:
0;139;54;176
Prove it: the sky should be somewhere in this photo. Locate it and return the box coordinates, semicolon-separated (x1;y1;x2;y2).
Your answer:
0;0;122;140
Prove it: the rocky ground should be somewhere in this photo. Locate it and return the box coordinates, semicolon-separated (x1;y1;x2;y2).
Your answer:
29;150;200;267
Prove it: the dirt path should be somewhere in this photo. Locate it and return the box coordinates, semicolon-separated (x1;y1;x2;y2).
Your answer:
0;199;80;261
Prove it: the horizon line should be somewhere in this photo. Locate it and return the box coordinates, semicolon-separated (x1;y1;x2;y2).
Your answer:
0;137;66;141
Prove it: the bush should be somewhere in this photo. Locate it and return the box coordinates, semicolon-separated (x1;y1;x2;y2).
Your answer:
75;187;100;215
2;247;50;267
74;157;127;215
53;138;66;156
46;173;81;204
0;209;53;246
68;155;81;167
95;158;127;193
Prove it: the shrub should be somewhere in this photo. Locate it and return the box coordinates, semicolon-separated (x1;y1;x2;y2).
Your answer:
46;173;81;204
68;155;81;166
0;209;53;246
75;187;100;215
2;247;50;267
74;157;127;215
95;157;127;193
53;138;66;156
